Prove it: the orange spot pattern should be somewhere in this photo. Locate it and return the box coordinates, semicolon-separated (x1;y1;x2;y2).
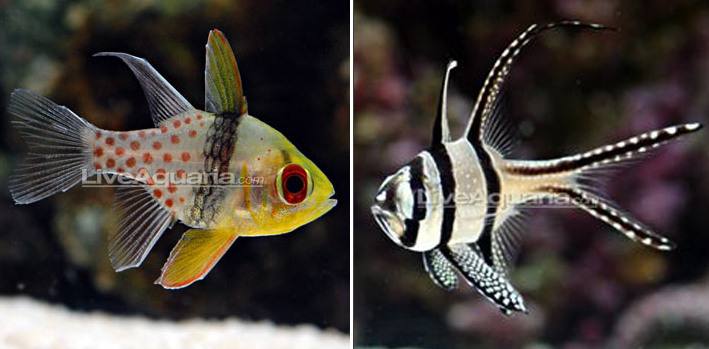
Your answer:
171;135;180;144
181;152;191;162
106;158;116;168
143;153;153;164
153;142;162;150
163;153;172;163
130;141;141;151
105;137;115;146
115;148;125;157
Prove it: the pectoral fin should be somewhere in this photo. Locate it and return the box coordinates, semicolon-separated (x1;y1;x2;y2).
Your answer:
155;229;237;289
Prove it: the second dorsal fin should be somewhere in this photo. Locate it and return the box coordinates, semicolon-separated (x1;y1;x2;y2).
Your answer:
94;52;194;126
463;22;613;147
431;60;457;146
205;29;247;115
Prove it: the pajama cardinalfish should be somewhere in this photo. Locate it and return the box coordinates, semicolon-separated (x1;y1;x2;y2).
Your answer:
9;29;336;289
370;22;702;314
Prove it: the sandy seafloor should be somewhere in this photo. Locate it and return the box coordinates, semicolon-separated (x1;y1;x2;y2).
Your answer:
0;296;349;349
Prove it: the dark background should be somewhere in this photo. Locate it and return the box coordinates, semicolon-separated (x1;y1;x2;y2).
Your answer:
0;0;349;333
354;0;709;347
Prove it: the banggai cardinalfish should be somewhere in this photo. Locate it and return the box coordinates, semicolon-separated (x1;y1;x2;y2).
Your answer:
9;29;336;289
371;22;701;315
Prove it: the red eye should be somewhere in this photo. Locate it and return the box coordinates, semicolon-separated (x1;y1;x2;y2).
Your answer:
277;164;310;204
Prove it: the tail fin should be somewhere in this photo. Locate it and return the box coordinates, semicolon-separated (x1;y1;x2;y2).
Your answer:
8;89;97;204
543;186;676;250
503;123;702;250
504;123;702;176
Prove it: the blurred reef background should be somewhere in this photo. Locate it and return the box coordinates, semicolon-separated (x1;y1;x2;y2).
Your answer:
354;0;709;348
0;0;349;344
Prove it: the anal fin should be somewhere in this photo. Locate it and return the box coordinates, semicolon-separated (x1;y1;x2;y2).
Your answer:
155;228;237;289
441;243;527;315
423;248;458;291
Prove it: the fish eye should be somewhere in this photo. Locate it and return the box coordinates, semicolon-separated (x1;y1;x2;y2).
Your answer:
276;164;313;205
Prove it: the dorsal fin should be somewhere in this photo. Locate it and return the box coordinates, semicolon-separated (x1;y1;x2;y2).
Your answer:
205;29;247;115
463;22;614;146
94;52;194;126
431;60;457;145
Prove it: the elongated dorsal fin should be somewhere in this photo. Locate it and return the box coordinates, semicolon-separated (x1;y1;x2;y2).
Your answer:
205;29;247;115
431;60;457;145
94;52;194;126
464;22;613;146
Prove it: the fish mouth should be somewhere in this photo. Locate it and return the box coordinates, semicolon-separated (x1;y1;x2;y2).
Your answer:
313;190;337;218
370;204;402;243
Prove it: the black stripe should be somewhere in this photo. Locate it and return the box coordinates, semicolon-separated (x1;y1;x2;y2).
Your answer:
189;112;242;224
504;126;700;176
401;157;427;247
428;147;456;246
470;139;501;265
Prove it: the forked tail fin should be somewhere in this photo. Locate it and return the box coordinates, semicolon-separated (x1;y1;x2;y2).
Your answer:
503;123;701;176
503;123;702;250
543;186;676;250
8;89;97;204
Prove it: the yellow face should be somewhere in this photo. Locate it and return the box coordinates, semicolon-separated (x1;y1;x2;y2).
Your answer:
269;152;337;231
226;116;336;235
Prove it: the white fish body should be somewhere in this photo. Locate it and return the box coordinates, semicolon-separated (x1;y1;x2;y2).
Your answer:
371;22;702;315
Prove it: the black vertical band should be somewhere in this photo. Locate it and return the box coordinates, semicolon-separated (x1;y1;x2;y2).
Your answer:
401;156;427;247
471;140;500;265
428;147;456;246
190;112;242;224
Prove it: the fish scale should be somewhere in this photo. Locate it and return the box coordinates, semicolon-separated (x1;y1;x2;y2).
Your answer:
92;111;211;218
